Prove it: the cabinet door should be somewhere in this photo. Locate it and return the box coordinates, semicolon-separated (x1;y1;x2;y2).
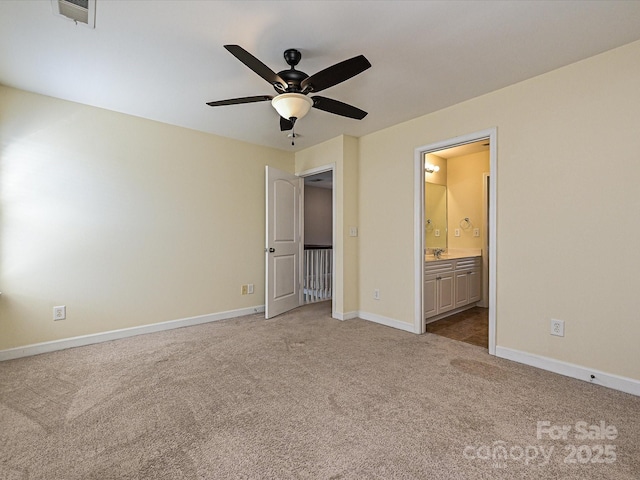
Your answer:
438;273;455;314
455;271;470;308
468;269;481;303
424;275;438;318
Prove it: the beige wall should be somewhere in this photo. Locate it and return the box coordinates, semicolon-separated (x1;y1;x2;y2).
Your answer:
359;40;640;380
3;38;640;384
447;151;489;249
0;86;293;350
304;186;332;246
295;135;359;316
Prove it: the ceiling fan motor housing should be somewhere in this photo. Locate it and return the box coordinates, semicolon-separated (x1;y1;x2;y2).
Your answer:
278;49;307;92
277;69;308;92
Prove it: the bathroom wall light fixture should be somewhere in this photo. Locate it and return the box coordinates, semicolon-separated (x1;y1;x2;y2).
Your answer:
425;163;440;173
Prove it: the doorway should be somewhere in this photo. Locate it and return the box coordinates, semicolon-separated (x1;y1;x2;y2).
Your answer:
414;129;497;354
299;164;336;316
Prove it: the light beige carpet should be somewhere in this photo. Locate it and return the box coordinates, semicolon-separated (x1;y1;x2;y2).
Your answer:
1;302;638;479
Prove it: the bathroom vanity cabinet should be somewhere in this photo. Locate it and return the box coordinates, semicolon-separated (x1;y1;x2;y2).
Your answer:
425;256;481;321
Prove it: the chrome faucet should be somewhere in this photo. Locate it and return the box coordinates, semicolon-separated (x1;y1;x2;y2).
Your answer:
433;248;445;259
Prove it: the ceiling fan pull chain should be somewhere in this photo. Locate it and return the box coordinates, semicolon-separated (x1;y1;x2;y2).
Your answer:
290;117;297;145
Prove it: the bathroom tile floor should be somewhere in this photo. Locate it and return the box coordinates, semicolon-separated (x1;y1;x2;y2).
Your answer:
426;306;488;348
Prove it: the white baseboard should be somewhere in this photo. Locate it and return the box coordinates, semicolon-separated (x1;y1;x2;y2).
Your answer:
496;346;640;397
358;311;417;333
333;311;358;321
0;305;265;362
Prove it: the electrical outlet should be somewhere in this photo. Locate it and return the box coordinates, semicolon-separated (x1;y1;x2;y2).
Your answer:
373;289;380;300
434;229;440;237
53;305;66;321
550;319;565;337
455;228;460;237
241;285;248;295
247;284;254;294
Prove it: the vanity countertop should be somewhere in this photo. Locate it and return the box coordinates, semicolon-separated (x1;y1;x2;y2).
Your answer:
425;250;482;262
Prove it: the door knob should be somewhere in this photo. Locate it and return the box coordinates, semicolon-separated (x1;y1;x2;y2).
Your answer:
268;248;275;253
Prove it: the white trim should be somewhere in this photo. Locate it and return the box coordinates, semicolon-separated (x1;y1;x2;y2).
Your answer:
496;346;640;397
297;163;336;319
487;132;497;355
414;147;425;333
297;164;336;177
358;311;417;333
0;305;265;362
333;311;358;321
414;128;498;355
480;172;490;308
299;177;305;307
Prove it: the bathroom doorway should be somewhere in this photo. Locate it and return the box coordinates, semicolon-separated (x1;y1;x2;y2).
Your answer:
414;129;497;354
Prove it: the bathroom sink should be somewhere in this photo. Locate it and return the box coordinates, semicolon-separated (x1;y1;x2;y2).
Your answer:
426;251;481;261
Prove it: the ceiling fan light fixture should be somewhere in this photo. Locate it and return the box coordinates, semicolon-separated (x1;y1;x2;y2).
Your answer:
271;93;313;121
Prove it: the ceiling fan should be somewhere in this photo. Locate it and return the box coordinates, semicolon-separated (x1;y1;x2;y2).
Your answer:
207;45;371;144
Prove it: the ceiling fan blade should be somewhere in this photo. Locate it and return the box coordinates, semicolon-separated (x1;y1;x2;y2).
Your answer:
224;45;287;91
280;116;294;131
312;96;368;120
301;55;371;93
206;95;273;107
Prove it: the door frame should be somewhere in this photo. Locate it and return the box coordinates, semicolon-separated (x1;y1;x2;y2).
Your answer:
414;128;497;354
297;163;336;318
480;172;490;308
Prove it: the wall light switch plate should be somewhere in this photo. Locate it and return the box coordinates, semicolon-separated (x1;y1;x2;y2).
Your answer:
349;226;358;237
473;228;480;237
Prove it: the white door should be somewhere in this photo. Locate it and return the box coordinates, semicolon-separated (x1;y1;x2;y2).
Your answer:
265;166;303;319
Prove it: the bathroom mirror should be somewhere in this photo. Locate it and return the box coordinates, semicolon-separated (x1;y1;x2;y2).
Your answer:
425;182;447;249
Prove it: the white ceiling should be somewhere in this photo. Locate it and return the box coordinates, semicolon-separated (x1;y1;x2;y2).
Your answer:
2;1;640;152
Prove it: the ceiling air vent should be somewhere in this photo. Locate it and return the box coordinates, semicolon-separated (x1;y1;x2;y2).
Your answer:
51;0;96;28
